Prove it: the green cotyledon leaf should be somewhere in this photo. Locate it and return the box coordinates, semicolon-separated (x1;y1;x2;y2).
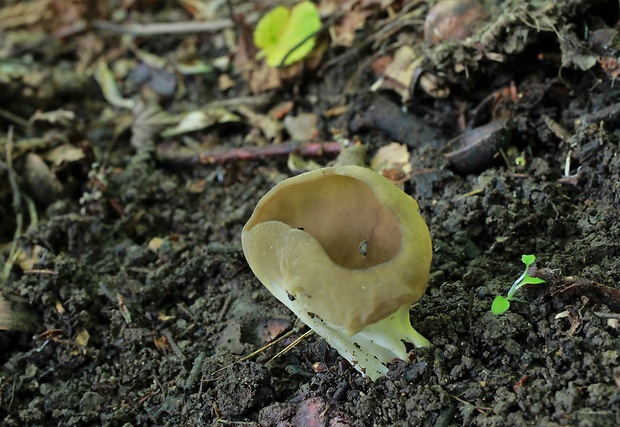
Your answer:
491;295;510;315
253;1;321;67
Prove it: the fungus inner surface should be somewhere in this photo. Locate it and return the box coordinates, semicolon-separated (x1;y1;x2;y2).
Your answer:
246;175;401;269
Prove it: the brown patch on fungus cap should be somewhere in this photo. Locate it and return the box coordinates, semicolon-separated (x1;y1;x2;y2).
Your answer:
242;166;432;336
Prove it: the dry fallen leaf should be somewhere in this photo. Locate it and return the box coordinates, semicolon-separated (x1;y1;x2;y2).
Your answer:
154;335;168;351
30;109;75;126
322;105;349;118
159;108;240;138
370;142;412;184
268;101;295;120
75;328;90;347
237;105;284;143
376;46;423;102
16;244;42;271
42;144;85;166
329;8;371;47
218;73;235;91
22;152;62;206
148;237;165;252
283;113;318;141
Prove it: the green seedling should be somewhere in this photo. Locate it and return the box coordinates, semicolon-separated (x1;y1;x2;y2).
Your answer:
253;1;321;67
491;254;545;315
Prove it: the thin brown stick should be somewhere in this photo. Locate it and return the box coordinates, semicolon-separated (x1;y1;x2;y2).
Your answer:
90;19;233;35
157;140;341;167
575;102;620;127
9;21;88;55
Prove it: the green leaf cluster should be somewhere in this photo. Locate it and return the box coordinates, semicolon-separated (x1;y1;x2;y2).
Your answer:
253;1;321;67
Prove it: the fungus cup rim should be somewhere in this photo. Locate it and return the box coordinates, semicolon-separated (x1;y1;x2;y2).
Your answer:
241;166;432;335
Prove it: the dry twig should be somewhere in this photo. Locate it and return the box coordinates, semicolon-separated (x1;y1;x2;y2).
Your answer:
157;140;341;168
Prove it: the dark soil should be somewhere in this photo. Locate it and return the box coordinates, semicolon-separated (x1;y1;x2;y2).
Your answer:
1;0;620;426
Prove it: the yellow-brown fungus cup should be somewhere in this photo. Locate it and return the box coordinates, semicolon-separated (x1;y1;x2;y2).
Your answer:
242;166;432;380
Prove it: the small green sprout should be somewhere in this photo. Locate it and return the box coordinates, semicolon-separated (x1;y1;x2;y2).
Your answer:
491;254;545;315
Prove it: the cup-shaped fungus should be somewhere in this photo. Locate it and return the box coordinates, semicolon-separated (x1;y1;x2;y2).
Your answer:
241;166;432;380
